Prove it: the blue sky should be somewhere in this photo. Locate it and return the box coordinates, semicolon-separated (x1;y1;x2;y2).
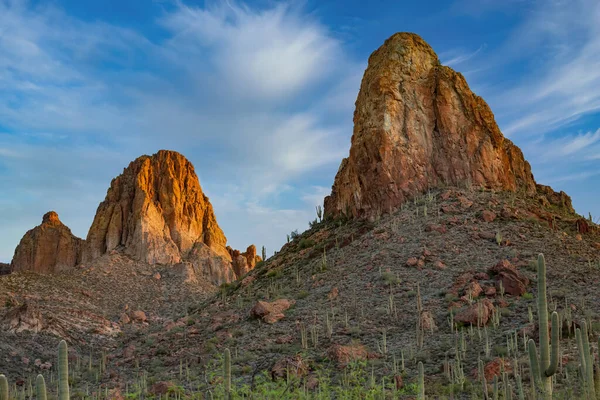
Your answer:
1;0;599;262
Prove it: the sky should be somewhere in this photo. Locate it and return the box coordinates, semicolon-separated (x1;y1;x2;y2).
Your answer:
1;0;600;262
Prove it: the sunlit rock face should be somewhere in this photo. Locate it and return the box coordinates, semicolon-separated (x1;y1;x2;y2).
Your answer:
324;33;571;219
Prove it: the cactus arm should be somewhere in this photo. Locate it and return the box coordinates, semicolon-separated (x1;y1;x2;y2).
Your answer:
36;375;47;400
224;348;231;398
528;339;542;390
582;321;597;399
417;361;425;400
58;340;69;400
537;255;550;374
0;374;8;400
516;374;525;400
545;311;559;376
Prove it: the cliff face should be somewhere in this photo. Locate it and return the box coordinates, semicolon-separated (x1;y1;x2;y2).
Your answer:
84;150;230;265
324;33;572;219
10;211;83;273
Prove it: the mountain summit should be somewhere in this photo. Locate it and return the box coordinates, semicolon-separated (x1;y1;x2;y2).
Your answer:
84;150;231;265
10;211;83;273
324;33;571;219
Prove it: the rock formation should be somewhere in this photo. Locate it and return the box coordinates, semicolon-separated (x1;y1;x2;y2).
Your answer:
85;150;230;265
0;263;10;275
324;32;572;219
10;211;83;273
229;245;262;278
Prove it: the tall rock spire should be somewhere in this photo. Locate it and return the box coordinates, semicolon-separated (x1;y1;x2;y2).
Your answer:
324;33;571;219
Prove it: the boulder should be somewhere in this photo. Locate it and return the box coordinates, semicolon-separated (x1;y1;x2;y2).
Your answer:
251;299;295;324
10;212;83;273
84;150;230;265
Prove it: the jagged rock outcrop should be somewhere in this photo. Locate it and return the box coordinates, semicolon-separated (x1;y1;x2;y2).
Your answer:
228;245;262;278
324;32;572;219
0;263;10;275
84;150;231;265
10;211;83;273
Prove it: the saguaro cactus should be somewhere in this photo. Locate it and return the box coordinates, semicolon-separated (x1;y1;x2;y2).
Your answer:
576;321;596;399
417;361;425;400
36;375;47;400
527;254;559;399
0;374;8;400
224;348;231;399
58;340;70;400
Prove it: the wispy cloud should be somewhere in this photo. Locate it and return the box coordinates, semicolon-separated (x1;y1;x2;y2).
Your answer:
0;0;362;261
440;44;486;67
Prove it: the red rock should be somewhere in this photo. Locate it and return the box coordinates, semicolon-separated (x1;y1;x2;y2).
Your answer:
434;260;446;270
484;286;497;297
149;382;176;396
425;224;447;234
406;257;419;267
119;313;131;325
130;310;147;323
394;375;404;390
420;311;437;331
474;272;490;280
489;260;529;296
322;33;572;220
251;300;295;324
11;212;83;273
482;211;497;222
328;287;339;301
275;335;294;344
455;299;495;326
458;196;474;210
271;355;308;380
85;151;231;264
153;273;161;280
1;302;44;333
464;281;483;298
328;344;368;367
476;358;512;381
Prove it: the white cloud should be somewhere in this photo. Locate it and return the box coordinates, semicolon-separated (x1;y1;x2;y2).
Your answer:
0;0;359;262
159;1;341;101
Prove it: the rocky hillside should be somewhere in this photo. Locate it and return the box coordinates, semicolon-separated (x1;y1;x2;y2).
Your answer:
1;33;599;399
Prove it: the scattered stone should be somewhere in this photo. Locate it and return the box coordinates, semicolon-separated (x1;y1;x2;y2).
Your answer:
271;355;308;380
149;382;176;396
482;210;497;222
406;257;419;267
119;313;131;325
420;311;437;332
434;260;447;270
455;298;495;326
488;260;529;296
251;299;295;324
130;311;147;323
328;344;368;368
328;287;339;301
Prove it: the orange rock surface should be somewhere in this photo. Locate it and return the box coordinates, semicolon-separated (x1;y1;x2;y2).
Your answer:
324;33;571;219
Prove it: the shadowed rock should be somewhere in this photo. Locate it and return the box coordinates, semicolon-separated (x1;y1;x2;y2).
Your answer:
10;211;83;273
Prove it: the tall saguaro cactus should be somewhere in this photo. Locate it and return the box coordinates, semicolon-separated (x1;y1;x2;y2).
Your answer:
36;374;47;400
527;254;559;399
0;374;8;400
576;321;597;399
58;340;70;400
417;361;425;400
224;348;231;399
